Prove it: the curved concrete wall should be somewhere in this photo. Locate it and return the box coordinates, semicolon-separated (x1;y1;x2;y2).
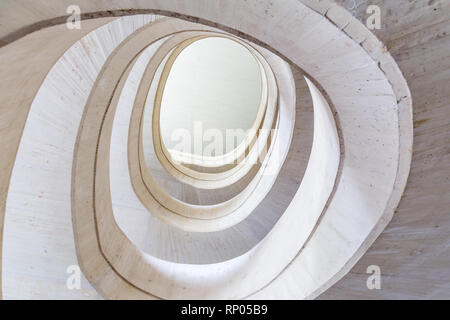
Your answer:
319;0;450;299
2;14;160;300
0;0;447;299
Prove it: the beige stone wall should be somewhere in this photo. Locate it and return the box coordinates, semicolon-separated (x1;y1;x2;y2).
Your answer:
320;0;450;299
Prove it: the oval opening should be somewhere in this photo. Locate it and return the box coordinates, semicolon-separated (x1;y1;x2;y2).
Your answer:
159;37;263;162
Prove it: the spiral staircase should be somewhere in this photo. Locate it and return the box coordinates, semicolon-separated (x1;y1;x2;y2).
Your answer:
0;0;448;299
